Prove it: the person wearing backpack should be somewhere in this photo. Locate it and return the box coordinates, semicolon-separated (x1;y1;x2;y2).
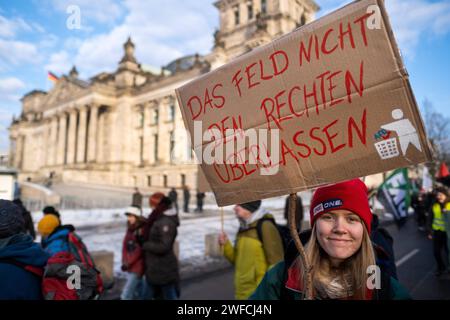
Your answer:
250;179;411;300
37;214;103;300
142;192;180;300
0;200;49;300
218;200;284;300
120;206;147;300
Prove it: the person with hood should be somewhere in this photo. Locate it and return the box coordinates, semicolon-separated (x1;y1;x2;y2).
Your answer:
120;206;147;300
142;192;180;299
218;200;284;300
251;179;411;300
427;187;450;277
0;200;49;300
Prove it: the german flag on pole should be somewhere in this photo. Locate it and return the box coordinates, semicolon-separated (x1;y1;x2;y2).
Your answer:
47;71;58;82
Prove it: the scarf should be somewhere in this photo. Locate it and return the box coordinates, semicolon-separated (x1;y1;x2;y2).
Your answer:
143;197;172;239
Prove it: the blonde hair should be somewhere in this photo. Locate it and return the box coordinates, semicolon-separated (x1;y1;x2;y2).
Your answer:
300;223;376;300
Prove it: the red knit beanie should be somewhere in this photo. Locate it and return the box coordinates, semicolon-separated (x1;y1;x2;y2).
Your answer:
149;192;165;207
310;179;372;233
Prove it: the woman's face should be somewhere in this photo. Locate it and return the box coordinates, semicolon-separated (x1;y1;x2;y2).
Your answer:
234;205;252;221
315;209;364;266
127;215;137;225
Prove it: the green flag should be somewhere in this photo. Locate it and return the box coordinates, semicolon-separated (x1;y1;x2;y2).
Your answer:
376;168;412;227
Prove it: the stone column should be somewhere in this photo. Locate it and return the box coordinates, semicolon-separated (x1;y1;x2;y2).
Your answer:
15;135;23;169
51;116;59;166
97;111;105;163
57;113;68;165
142;103;151;164
87;104;99;162
43;122;50;166
66;109;78;164
76;106;88;163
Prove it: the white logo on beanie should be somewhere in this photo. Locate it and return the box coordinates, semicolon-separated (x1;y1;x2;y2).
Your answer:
313;199;343;216
313;203;324;216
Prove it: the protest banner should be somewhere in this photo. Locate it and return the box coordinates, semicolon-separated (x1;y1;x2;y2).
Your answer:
176;0;433;206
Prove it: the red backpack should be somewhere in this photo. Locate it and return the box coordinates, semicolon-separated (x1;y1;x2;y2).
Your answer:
42;232;103;300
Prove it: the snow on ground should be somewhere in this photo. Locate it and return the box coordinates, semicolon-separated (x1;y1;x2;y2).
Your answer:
31;194;312;277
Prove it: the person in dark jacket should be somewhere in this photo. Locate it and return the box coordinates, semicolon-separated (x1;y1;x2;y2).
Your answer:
142;192;179;300
0;200;49;300
195;192;205;213
168;188;179;214
411;192;427;231
283;194;304;232
121;206;147;300
12;199;36;240
371;214;398;280
183;185;190;213
37;214;82;256
132;188;143;208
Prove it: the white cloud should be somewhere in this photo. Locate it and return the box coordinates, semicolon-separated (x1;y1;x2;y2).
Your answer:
386;0;450;57
0;15;33;38
0;39;41;69
0;77;25;92
45;51;72;74
317;0;450;59
66;0;216;78
39;34;59;49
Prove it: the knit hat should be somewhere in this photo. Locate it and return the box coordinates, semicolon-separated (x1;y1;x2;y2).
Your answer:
0;200;24;239
310;179;372;233
238;200;262;213
149;192;165;208
124;206;142;217
43;206;60;219
38;214;60;237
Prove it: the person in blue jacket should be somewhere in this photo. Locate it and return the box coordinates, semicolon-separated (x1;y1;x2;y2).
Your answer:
38;214;75;255
0;200;49;300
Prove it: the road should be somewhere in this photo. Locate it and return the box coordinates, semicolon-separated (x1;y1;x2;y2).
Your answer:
180;218;450;300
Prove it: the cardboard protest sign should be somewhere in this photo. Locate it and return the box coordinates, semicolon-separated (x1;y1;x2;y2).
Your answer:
176;0;433;206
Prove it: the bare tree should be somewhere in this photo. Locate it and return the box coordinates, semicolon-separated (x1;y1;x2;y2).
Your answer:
421;99;450;177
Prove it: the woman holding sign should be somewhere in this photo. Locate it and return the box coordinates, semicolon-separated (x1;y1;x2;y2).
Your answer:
250;179;411;300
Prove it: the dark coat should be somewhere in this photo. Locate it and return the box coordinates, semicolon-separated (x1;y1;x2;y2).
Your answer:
142;207;179;286
0;233;49;300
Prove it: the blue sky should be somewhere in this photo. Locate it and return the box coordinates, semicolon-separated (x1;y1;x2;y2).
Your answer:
0;0;449;153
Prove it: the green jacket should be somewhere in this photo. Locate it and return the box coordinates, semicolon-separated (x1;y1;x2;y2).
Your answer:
250;260;412;300
224;213;284;300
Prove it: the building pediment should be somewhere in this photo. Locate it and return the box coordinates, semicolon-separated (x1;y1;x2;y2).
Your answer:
43;76;90;110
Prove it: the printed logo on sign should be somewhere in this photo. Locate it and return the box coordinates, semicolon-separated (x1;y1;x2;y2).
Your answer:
313;203;324;216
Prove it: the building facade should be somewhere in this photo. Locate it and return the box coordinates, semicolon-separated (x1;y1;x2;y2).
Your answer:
9;0;319;191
